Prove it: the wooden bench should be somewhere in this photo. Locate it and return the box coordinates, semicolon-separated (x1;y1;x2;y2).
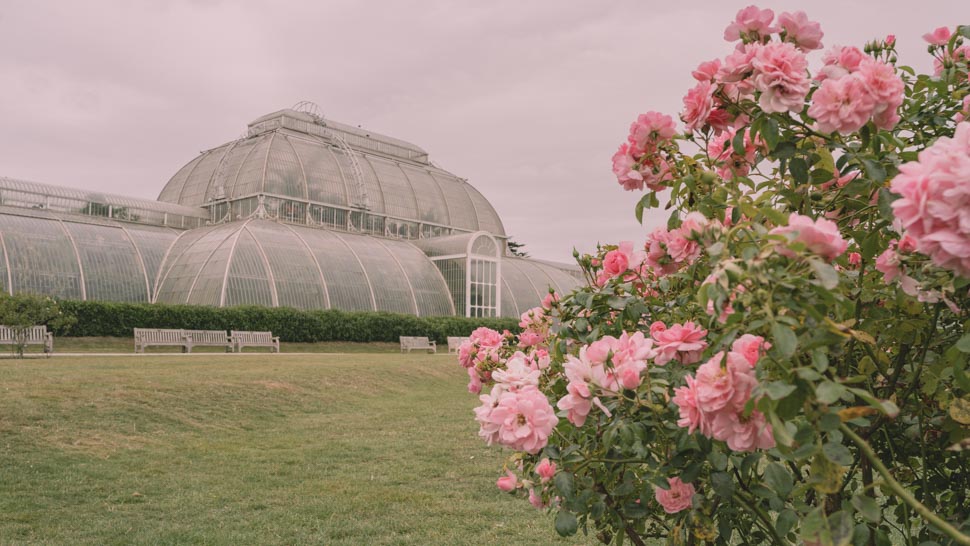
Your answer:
134;328;192;353
185;330;234;352
400;336;436;354
447;336;469;354
231;330;280;353
0;325;54;356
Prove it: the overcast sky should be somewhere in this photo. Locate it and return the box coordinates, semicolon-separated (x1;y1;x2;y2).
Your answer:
0;1;961;262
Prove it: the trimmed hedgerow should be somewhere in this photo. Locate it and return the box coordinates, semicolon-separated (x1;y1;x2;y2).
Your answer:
52;300;519;344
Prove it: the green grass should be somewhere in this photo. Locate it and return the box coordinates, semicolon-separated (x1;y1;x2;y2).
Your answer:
0;354;596;545
5;337;401;355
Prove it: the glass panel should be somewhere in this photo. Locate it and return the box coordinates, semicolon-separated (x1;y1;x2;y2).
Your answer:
64;222;148;302
0;214;83;299
264;134;308;200
230;134;273;199
124;225;180;297
365;157;418;221
381;240;454;317
288;136;349;206
298;229;374;311
400;165;449;226
224;229;274;307
463;184;505;236
247;222;327;310
430;172;478;232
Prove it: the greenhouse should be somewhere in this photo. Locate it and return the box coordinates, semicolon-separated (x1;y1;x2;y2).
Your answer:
0;105;579;317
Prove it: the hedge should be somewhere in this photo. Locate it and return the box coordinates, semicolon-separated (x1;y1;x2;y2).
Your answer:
51;300;520;344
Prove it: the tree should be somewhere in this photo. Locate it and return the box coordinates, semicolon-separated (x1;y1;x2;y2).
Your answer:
506;237;530;258
457;10;970;546
0;293;75;358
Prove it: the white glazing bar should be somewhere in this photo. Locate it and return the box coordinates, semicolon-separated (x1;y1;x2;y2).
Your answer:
243;224;279;307
330;232;378;311
218;221;248;307
55;219;86;301
152;228;192;303
116;224;153;302
184;226;241;304
370;237;420;316
281;223;331;309
0;231;13;295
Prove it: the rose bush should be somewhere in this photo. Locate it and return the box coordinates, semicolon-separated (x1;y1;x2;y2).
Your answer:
459;8;970;546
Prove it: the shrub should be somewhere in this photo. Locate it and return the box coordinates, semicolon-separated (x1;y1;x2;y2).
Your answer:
457;10;970;546
52;300;518;344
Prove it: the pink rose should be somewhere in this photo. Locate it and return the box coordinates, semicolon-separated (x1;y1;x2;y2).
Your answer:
731;334;771;366
875;241;910;285
492;353;541;389
723;5;776;42
652;321;708;366
535;458;557;483
496;470;517;492
816;45;865;82
923;26;951;46
528;488;548;509
848;252;862;267
770;213;848;262
470;327;503;349
857;59;904;131
694;351;757;414
777;11;824;51
889;123;970;277
885;34;896;46
673;375;708;435
681;81;715;132
710;409;776;452
751;42;811;113
692;59;722;82
628;111;677;152
654;477;695;514
612;143;646;191
479;385;558;454
808;74;876;134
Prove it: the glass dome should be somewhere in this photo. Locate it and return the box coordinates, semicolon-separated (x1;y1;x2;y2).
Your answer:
157;109;506;237
153;219;455;315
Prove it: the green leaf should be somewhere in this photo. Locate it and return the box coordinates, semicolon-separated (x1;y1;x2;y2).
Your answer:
776;509;798;537
809;259;840;290
771;322;798;359
790;158;810;184
957;333;970;353
863;159;887;183
773;141;797;159
877;188;897;221
762;118;780;151
764;381;797;400
732;128;747;156
769;411;795;447
711;471;734;498
554;472;574;499
851;493;881;523
823;441;853;466
554;510;578;537
817;381;847;405
764;462;794;497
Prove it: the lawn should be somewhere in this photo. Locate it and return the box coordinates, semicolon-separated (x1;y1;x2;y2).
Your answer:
6;337;401;355
0;354;597;545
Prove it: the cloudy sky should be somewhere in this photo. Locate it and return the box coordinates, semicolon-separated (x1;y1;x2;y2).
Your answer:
0;0;961;262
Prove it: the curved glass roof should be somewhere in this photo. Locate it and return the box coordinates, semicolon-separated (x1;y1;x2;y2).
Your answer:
157;109;506;236
500;257;581;318
0;207;180;302
153;219;455;315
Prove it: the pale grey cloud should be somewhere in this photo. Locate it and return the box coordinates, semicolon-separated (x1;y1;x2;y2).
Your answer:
0;0;962;262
